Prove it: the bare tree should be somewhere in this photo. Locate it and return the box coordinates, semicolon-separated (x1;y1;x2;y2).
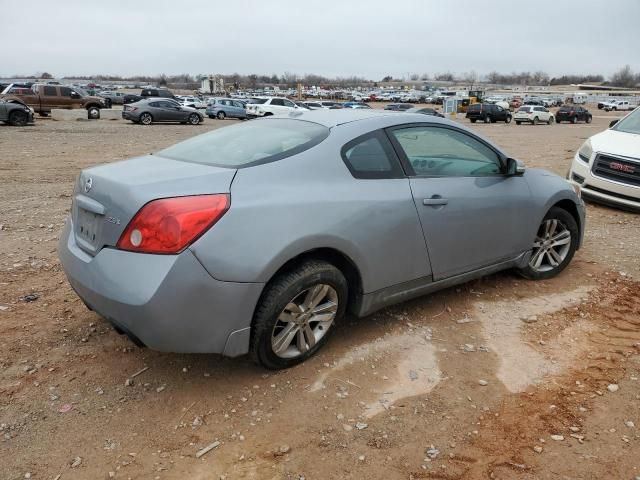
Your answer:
610;65;635;88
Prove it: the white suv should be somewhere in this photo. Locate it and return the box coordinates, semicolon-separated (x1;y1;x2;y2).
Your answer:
514;106;554;125
567;108;640;210
245;97;298;117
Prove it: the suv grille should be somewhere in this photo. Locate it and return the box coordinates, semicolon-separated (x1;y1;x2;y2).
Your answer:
592;154;640;187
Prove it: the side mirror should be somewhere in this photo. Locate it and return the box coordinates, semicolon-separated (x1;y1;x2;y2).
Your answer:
609;119;619;128
506;157;525;176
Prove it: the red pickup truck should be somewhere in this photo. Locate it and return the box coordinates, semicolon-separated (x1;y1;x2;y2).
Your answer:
0;83;107;119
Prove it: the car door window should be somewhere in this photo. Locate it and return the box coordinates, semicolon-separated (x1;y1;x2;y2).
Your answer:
341;131;403;179
282;99;295;108
271;98;284;106
43;86;57;96
390;126;502;177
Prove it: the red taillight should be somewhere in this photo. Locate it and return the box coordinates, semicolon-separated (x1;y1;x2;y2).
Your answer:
116;194;229;254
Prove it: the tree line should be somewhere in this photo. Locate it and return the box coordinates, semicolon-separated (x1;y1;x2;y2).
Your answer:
10;65;640;89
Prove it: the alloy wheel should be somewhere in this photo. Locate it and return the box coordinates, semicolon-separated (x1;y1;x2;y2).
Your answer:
271;284;338;359
529;219;572;273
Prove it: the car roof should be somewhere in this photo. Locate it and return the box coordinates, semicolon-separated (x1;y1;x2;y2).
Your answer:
283;109;452;128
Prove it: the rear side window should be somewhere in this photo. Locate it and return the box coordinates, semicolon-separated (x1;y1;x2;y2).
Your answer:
271;98;284;106
158;119;329;168
43;86;57;96
341;131;403;179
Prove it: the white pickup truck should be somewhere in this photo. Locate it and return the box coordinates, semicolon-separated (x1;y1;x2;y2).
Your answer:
602;100;633;112
245;97;299;117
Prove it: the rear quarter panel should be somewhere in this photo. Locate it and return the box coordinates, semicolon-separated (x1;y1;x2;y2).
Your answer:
189;123;432;294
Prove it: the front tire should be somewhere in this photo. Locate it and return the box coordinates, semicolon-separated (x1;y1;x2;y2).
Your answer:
484;115;491;124
548;116;554;125
250;261;348;370
532;116;539;125
518;207;578;280
216;111;226;120
505;115;512;124
8;110;29;126
586;115;592;124
188;113;201;125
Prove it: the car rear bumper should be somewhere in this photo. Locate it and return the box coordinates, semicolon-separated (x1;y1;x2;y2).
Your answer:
57;218;264;356
568;153;640;210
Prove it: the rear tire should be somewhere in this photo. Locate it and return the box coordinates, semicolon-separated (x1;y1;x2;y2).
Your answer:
518;207;578;281
484;115;491;124
216;111;226;120
250;261;348;370
586;115;592;124
87;106;100;120
505;115;512;124
8;110;29;126
548;116;554;125
532;116;539;125
139;113;153;125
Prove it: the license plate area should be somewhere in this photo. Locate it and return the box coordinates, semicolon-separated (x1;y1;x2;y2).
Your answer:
76;208;102;249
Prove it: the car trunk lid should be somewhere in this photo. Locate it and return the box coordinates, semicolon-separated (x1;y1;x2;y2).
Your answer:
71;155;236;256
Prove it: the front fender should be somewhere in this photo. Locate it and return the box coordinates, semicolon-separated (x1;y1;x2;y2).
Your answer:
525;169;585;247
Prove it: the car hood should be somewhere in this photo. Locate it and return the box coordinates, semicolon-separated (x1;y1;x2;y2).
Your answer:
590;129;640;159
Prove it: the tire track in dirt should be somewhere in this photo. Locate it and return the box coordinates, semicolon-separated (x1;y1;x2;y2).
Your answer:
413;276;640;479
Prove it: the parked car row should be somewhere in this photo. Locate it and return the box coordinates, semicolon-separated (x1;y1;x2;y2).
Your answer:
464;103;596;126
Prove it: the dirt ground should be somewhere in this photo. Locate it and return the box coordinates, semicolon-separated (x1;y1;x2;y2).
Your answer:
1;107;639;480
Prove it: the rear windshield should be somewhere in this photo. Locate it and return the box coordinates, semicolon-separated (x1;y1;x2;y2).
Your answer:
612;107;640;135
157;119;330;168
517;107;532;112
558;106;574;111
247;98;267;104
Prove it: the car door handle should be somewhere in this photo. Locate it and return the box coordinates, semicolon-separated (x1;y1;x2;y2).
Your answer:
423;197;448;206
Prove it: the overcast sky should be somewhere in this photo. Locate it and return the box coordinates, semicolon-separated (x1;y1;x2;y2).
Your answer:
2;0;639;80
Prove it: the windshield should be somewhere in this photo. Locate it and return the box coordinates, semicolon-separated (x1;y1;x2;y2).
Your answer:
612;108;640;135
157;119;330;168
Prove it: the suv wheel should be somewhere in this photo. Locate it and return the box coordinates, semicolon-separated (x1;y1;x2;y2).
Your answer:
532;116;539;125
484;115;491;123
505;115;512;124
547;116;554;125
518;207;578;280
586;115;592;124
250;261;348;369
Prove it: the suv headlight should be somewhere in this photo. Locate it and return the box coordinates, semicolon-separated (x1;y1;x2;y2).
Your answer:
577;139;592;163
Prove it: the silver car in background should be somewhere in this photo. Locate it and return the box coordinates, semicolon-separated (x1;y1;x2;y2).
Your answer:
59;110;584;369
122;98;204;125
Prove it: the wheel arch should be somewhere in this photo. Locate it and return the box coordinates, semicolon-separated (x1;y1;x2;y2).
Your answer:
253;247;364;321
550;198;582;248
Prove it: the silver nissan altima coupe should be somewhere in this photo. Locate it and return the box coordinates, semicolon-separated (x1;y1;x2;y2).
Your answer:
59;110;585;369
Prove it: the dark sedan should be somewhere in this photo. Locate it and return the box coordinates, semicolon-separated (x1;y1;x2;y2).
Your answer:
406;107;444;118
122;98;204;125
384;103;414;111
555;106;592;124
